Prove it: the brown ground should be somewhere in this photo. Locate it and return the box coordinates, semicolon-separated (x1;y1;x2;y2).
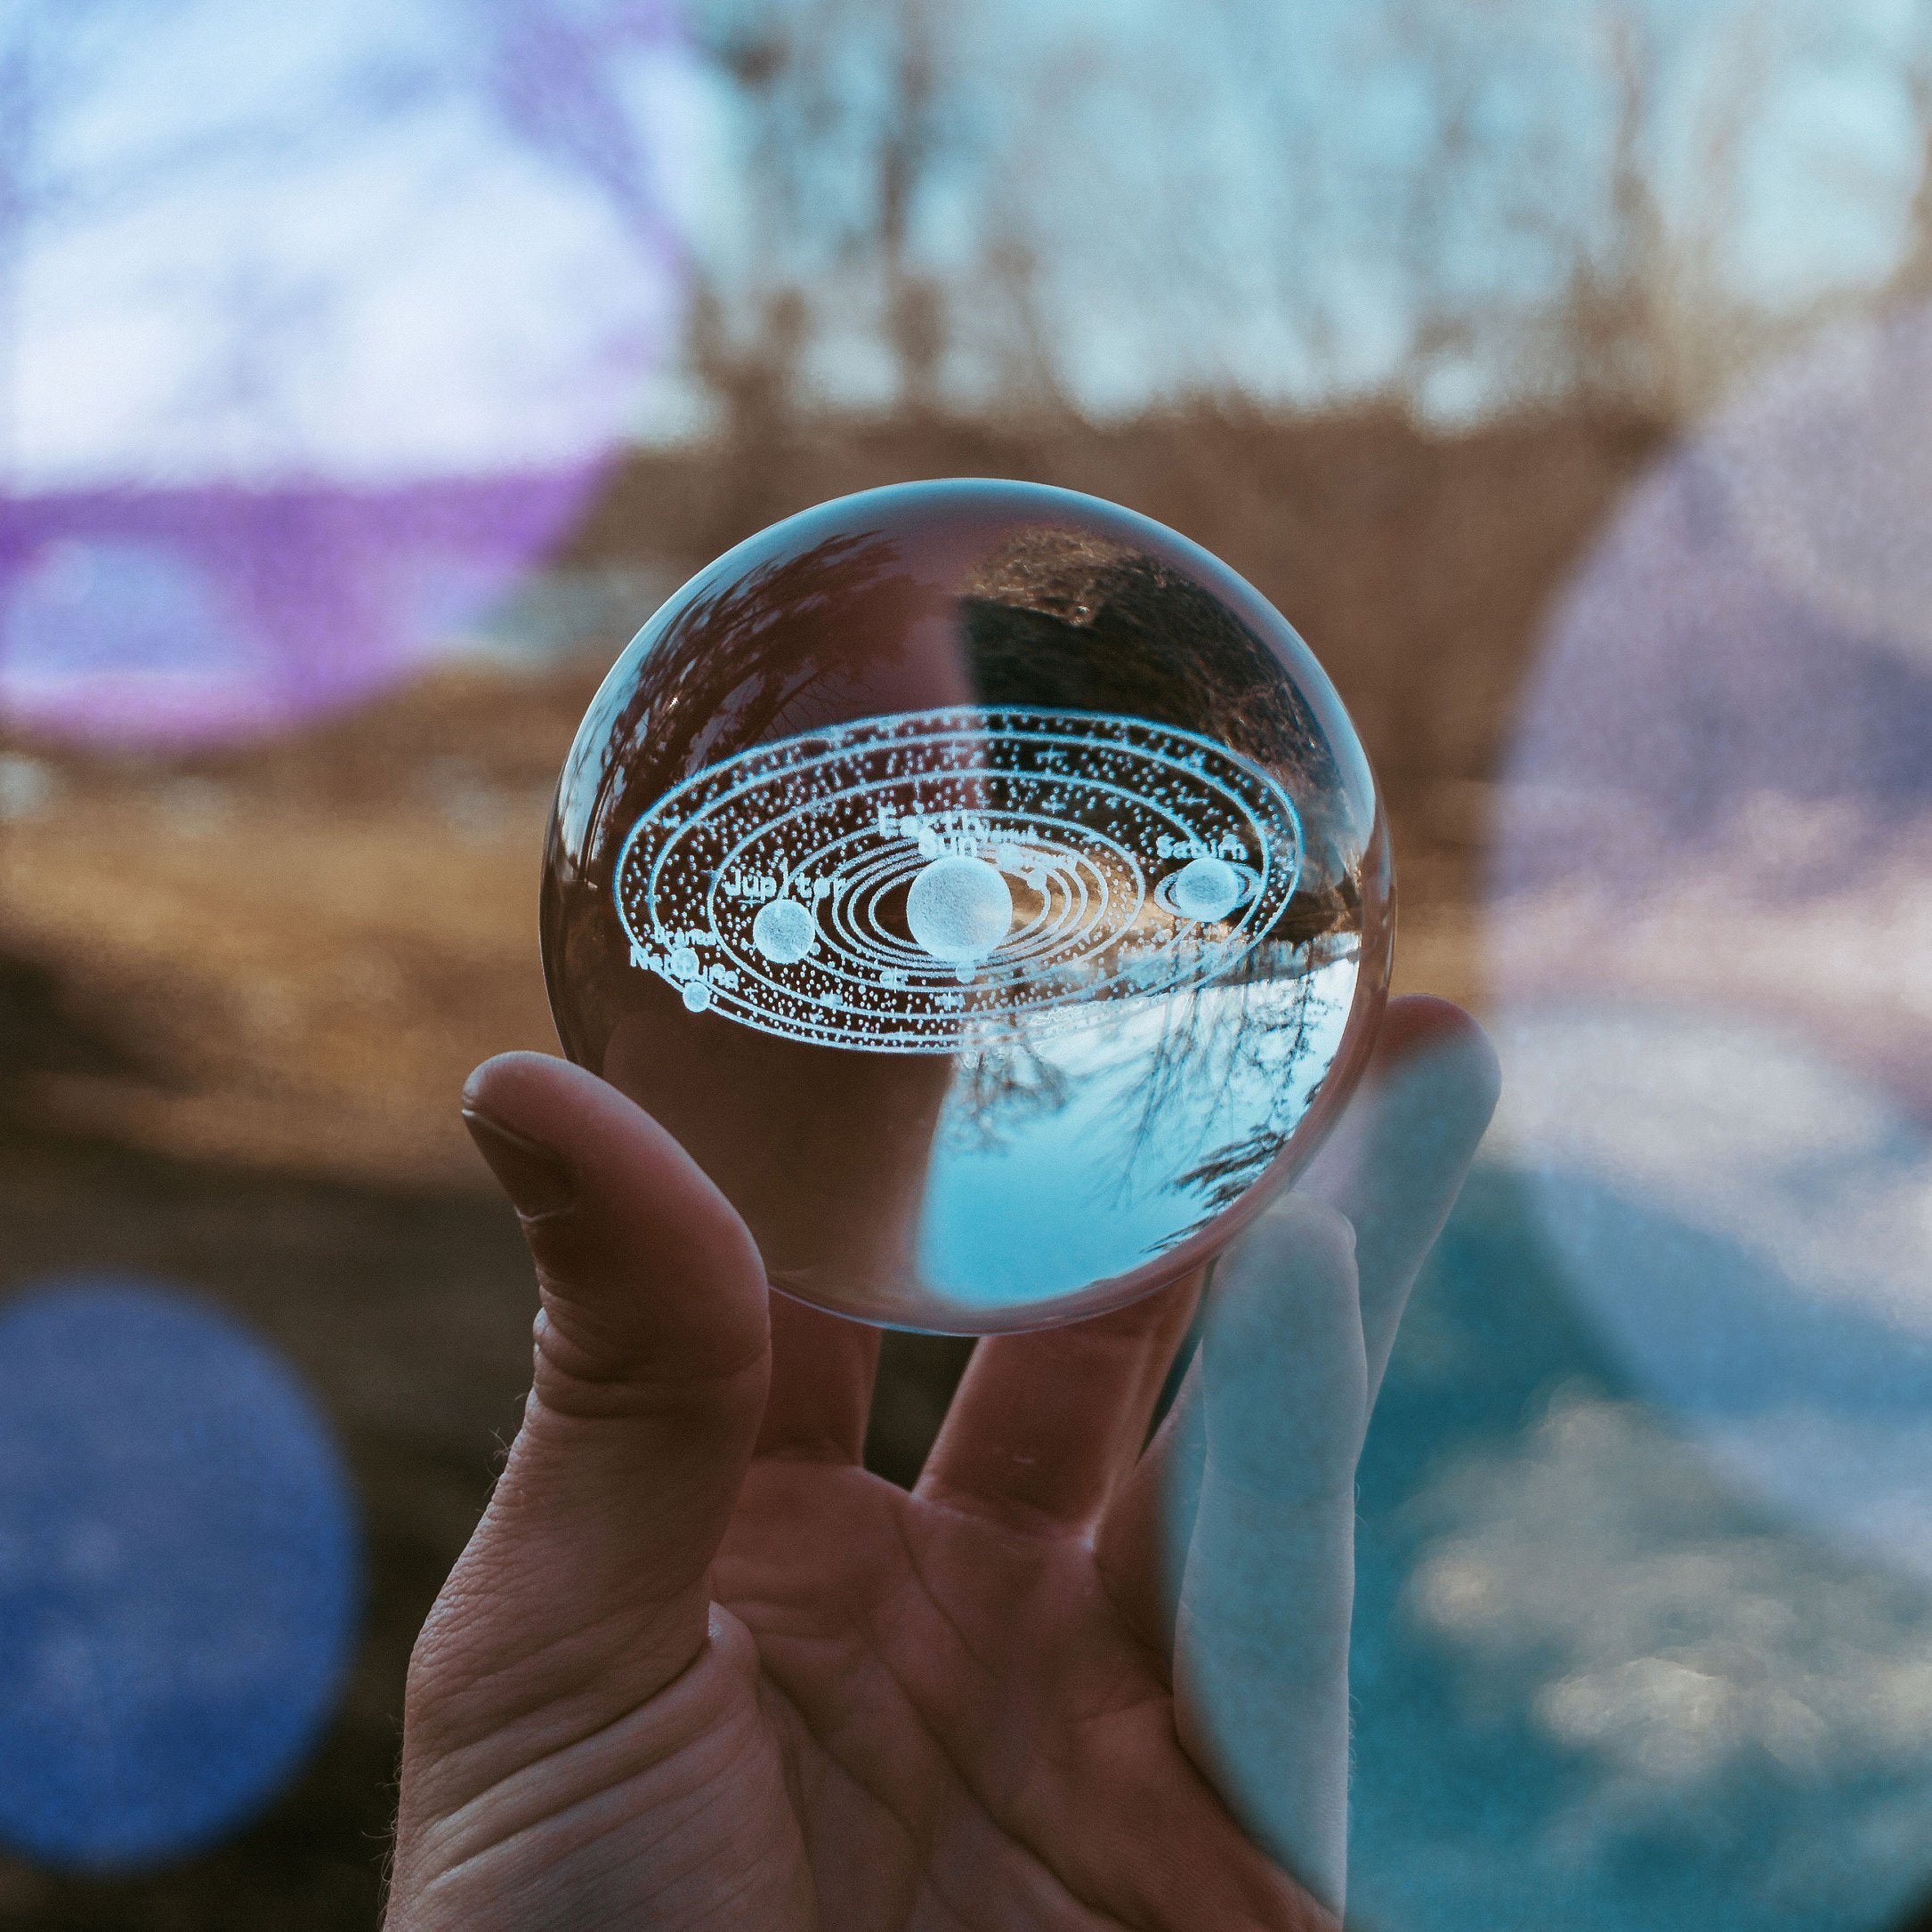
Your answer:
0;405;1662;1927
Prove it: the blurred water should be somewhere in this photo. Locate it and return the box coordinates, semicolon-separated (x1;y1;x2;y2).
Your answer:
1351;1165;1932;1932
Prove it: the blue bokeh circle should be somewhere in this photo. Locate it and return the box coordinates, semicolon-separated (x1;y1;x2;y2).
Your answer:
0;1277;360;1871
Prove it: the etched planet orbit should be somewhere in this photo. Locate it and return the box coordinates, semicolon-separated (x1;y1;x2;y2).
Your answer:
614;705;1304;1051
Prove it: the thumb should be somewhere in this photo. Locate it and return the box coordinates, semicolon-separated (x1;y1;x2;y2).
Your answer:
412;1051;771;1750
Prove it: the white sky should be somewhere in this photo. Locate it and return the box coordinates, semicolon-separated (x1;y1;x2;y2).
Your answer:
4;0;1931;484
1;0;705;486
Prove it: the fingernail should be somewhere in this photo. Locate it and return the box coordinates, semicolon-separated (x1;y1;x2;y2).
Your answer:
462;1109;576;1220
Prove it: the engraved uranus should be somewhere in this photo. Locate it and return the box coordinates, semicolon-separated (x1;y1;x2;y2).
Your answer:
614;707;1305;1051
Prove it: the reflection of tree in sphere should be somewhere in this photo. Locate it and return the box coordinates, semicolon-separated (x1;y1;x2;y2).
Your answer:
546;480;1389;1331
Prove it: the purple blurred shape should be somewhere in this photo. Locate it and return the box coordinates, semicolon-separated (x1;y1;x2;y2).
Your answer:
1479;306;1932;1577
1491;436;1932;899
1491;303;1932;902
0;0;701;748
0;466;605;747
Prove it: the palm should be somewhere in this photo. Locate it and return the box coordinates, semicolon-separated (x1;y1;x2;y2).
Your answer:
711;1449;1305;1928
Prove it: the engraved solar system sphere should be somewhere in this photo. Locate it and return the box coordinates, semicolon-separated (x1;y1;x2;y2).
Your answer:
542;481;1392;1332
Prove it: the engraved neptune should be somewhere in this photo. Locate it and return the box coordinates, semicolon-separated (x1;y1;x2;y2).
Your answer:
543;480;1390;1331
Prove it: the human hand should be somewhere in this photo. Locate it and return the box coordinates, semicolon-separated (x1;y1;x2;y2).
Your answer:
384;996;1497;1930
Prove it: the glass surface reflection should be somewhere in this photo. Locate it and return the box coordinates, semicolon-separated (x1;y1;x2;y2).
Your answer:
1383;295;1932;1931
544;479;1390;1330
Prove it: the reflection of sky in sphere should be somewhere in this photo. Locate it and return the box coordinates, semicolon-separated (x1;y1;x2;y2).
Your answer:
0;0;694;745
0;1279;360;1871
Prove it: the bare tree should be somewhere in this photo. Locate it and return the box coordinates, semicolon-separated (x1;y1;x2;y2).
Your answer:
479;0;687;269
468;0;1053;428
687;0;977;416
1532;3;1768;418
1881;0;1932;304
472;0;1932;439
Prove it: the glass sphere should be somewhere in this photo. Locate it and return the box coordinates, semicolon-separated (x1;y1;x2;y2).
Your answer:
542;480;1391;1332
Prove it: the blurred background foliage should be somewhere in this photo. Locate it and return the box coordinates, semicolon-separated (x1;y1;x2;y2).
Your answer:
22;0;1932;1186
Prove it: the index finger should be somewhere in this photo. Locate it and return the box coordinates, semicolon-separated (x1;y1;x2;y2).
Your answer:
1299;995;1500;1399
